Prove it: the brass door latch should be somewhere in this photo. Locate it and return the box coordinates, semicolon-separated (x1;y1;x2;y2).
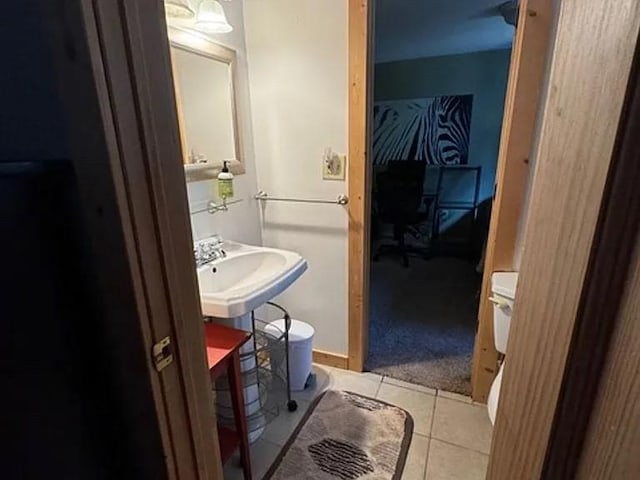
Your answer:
152;336;173;372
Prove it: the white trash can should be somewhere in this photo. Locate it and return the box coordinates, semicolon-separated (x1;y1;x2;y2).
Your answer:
265;319;314;391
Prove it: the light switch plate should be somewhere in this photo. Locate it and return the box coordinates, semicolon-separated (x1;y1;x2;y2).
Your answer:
323;149;346;180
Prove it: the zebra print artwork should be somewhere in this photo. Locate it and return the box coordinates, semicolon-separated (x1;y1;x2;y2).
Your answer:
373;95;473;165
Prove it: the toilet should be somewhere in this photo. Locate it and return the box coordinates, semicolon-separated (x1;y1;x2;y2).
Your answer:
487;271;518;425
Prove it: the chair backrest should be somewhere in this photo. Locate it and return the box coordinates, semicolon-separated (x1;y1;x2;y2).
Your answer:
375;161;426;223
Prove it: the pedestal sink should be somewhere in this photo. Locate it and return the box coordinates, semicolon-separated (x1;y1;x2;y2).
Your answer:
196;241;308;318
196;239;307;443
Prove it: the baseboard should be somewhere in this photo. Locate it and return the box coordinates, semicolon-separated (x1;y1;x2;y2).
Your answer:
312;349;349;369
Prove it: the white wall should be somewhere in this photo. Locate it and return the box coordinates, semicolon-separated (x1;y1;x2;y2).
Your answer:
172;0;262;245
245;0;349;354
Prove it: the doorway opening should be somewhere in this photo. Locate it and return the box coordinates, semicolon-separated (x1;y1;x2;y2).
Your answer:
349;0;556;403
362;1;516;395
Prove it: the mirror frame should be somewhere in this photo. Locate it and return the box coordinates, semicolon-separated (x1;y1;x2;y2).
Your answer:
168;26;245;177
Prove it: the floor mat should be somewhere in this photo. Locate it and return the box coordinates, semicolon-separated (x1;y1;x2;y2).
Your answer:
263;390;413;480
366;256;480;395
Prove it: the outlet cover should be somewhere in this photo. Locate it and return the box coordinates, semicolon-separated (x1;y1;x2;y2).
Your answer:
323;150;346;180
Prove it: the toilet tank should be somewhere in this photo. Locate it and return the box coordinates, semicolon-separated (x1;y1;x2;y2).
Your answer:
490;272;519;354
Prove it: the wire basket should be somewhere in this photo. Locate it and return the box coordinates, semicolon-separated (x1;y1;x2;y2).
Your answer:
213;302;298;436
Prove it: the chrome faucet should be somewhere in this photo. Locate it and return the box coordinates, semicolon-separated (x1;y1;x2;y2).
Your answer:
194;235;227;267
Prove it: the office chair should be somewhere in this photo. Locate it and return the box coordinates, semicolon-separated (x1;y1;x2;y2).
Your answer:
372;160;430;267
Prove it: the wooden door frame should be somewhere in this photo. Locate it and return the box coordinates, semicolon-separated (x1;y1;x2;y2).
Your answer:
47;1;222;478
348;0;373;372
471;0;556;402
347;0;556;399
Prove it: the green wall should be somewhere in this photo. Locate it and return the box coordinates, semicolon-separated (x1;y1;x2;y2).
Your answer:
374;49;511;201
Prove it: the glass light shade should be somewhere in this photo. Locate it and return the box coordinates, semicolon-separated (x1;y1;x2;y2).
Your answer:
165;0;195;18
196;0;233;33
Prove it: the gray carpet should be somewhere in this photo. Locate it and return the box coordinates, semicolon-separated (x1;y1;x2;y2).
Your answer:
264;390;413;480
365;256;481;395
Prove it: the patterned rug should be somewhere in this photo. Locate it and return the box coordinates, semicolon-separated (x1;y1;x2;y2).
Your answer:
263;390;413;480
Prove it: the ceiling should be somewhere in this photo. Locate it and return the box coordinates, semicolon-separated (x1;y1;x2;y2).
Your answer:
375;0;516;63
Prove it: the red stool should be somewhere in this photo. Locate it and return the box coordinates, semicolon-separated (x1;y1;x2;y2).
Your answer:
204;323;252;480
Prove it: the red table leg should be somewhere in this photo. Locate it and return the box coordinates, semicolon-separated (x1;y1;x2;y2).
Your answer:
228;350;252;480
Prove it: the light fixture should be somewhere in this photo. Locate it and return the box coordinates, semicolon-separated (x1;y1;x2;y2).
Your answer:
196;0;233;33
164;0;195;19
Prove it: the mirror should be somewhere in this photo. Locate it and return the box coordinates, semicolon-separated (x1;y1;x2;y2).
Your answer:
169;27;244;177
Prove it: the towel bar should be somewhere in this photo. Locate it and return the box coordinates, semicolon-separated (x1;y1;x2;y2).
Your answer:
255;190;348;205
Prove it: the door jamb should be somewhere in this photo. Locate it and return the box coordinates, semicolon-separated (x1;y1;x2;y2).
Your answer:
348;0;373;372
471;0;556;402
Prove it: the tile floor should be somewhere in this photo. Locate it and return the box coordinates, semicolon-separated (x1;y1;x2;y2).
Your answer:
223;365;492;480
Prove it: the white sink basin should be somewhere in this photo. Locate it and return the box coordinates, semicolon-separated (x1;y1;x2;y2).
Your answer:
196;241;307;318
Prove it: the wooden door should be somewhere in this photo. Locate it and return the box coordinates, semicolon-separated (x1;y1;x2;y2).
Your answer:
45;0;223;478
575;236;640;479
544;19;640;479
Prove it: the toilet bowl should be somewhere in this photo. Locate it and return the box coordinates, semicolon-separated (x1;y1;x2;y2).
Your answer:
487;271;518;425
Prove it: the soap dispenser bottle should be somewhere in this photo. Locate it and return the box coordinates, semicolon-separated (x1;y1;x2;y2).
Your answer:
217;161;234;199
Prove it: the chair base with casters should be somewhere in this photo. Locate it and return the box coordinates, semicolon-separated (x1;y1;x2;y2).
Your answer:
372;222;430;268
